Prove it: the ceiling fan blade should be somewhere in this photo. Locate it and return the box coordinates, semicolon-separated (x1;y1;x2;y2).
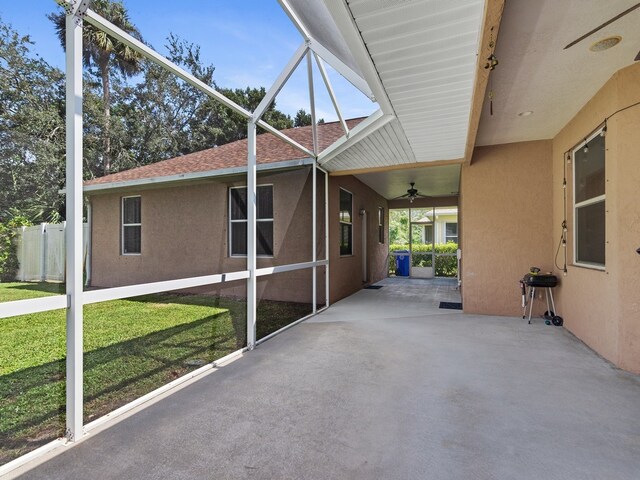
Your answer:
391;193;410;200
564;3;640;50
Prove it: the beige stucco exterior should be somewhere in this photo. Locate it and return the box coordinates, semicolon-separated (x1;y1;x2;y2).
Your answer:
461;63;640;373
461;140;554;317
551;63;640;373
327;176;389;303
89;167;388;306
90;167;323;303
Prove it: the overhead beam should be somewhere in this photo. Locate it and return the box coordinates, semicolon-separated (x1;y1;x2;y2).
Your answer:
464;0;505;165
308;39;375;102
314;53;349;136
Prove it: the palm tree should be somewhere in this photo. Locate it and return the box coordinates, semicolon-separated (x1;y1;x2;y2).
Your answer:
49;0;143;175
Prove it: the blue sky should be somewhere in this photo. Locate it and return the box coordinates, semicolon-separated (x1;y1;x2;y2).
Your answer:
0;0;376;121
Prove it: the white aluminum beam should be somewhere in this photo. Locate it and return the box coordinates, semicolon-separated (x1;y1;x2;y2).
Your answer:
252;42;308;123
0;295;68;319
64;10;83;443
247;122;257;350
83;270;250;305
83;8;313;157
83;9;250;119
314;53;348;136
312;161;317;313
255;260;328;277
308;38;375;102
318;109;392;166
256;121;314;158
307;52;318;155
319;165;330;307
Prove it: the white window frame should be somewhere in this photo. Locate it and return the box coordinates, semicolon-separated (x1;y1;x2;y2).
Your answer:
121;195;141;256
229;184;274;258
445;222;458;244
378;206;385;244
572;127;606;270
339;188;353;256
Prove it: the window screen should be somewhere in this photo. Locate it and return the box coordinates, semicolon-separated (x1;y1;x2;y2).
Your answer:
122;196;141;254
574;130;605;267
230;185;274;256
339;189;353;255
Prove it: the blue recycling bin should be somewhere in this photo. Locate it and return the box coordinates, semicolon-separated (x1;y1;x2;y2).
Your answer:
394;250;410;276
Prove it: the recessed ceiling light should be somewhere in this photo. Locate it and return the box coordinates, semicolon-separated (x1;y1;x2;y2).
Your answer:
589;36;622;52
518;111;533;117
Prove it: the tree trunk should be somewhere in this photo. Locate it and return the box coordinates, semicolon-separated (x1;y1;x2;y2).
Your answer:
100;59;111;176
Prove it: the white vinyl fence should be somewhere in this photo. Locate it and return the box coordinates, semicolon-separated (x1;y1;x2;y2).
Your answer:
15;222;89;282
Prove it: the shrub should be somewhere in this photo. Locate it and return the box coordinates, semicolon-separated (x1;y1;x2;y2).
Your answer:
389;242;458;277
0;216;32;282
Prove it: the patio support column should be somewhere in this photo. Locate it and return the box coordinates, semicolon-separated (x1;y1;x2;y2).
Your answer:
246;121;257;349
324;167;329;307
312;162;317;313
65;8;84;442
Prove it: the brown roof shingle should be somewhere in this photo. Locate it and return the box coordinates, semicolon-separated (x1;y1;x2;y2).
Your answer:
85;118;364;186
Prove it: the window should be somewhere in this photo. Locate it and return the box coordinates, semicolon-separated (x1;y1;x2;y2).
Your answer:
573;129;605;268
445;222;458;244
423;224;433;244
378;207;385;244
339;188;353;255
122;196;141;255
229;185;274;256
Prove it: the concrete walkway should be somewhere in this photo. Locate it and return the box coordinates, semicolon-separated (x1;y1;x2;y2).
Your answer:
16;279;640;479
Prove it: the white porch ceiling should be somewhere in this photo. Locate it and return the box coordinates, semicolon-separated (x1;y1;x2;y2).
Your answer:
285;0;486;200
355;164;461;200
349;0;485;162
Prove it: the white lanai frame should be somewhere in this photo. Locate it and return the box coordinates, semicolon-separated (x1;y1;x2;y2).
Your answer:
0;0;386;475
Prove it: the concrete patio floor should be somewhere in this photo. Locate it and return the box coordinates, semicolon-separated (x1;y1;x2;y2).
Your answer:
14;279;640;479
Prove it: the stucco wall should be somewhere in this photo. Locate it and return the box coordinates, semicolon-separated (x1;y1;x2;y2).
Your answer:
461;63;640;374
552;63;640;373
89;167;324;304
328;176;389;303
461;140;553;316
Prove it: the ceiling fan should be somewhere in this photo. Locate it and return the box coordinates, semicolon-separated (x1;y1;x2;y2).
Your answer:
392;182;430;203
564;2;640;61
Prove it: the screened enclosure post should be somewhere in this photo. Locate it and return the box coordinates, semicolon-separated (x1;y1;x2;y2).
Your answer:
312;162;317;313
65;11;84;442
324;167;329;307
246;122;257;349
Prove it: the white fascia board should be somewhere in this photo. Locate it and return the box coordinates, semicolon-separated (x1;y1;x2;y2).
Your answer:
79;158;315;194
318;109;393;166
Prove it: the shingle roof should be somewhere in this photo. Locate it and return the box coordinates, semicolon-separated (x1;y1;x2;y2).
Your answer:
85;118;364;186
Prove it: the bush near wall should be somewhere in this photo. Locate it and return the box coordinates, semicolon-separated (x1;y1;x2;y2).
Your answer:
389;243;458;277
0;216;31;282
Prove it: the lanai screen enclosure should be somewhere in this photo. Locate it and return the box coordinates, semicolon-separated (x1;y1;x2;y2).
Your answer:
0;0;396;470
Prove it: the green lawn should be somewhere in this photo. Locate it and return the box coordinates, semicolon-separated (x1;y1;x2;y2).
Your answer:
0;282;312;465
